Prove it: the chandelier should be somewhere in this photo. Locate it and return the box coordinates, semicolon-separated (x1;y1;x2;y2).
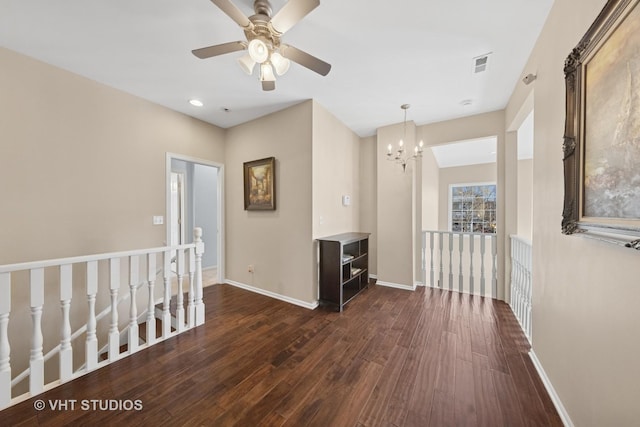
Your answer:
387;104;424;172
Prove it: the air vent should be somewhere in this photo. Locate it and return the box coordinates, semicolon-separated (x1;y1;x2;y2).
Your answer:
473;53;492;74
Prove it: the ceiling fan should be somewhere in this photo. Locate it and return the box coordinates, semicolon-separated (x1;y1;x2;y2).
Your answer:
192;0;331;91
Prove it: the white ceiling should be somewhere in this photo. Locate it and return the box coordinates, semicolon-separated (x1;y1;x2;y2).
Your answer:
431;137;497;168
0;0;554;137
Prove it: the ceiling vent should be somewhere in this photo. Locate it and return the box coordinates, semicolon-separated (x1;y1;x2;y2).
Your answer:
473;53;492;74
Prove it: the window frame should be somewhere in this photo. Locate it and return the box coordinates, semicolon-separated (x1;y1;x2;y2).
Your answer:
448;182;497;234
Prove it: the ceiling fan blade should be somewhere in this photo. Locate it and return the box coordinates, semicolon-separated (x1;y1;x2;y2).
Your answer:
262;81;275;91
192;41;245;59
210;0;253;29
270;0;320;34
281;44;331;76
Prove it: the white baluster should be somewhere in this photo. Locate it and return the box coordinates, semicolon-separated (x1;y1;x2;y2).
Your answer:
469;235;475;295
491;234;498;298
176;249;185;332
510;238;517;312
526;242;533;339
109;258;120;362
86;261;98;371
438;233;444;288
429;232;435;287
162;250;171;338
59;264;73;382
29;268;44;394
480;236;486;296
194;228;205;326
146;253;157;344
519;241;525;325
128;256;139;353
448;233;454;290
458;233;464;293
0;273;11;408
187;247;196;328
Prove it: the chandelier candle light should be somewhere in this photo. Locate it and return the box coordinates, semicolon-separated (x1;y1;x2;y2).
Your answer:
387;104;424;172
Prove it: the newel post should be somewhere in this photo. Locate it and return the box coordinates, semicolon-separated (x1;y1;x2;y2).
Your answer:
194;227;205;326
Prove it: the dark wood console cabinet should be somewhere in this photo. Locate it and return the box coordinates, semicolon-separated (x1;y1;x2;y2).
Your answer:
317;232;370;311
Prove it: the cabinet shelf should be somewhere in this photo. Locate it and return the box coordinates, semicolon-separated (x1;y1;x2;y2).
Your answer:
318;232;370;312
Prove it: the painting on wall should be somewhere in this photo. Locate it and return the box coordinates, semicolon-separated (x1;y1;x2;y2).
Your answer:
563;0;640;250
244;157;276;210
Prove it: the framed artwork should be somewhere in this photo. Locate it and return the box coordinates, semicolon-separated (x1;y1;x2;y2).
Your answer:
244;157;276;210
562;0;640;250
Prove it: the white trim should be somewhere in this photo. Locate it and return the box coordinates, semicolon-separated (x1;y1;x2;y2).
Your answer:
369;274;377;280
166;153;225;284
529;350;573;427
225;280;319;310
376;280;416;291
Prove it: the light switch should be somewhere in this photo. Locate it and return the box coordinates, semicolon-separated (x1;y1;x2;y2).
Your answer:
153;216;164;225
342;195;351;206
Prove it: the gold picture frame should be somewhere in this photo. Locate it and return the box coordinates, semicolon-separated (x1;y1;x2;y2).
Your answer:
562;0;640;250
244;157;276;211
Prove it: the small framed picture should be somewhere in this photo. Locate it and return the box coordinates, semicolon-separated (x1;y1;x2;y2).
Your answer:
243;157;276;211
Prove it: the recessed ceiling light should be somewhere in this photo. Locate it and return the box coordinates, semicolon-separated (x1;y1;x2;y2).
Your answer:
189;99;204;107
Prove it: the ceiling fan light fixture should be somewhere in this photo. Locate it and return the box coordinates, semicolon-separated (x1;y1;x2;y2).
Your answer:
260;63;276;82
248;38;269;63
237;53;256;75
270;51;290;76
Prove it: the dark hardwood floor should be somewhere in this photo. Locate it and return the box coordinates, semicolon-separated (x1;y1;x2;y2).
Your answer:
1;283;563;426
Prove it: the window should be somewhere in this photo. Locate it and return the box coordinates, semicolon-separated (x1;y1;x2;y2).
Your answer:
450;183;496;233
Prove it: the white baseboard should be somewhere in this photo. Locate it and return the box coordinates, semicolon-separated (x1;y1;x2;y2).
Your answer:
225;280;319;310
376;280;416;291
529;350;573;427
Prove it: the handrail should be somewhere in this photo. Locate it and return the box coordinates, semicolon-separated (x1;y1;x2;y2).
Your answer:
0;243;196;274
0;228;206;410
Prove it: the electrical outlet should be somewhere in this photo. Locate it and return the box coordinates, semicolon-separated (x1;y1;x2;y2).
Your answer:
248;265;254;273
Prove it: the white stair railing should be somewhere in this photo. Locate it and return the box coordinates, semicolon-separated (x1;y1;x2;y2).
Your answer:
10;271;156;388
422;230;498;298
510;235;532;342
0;228;205;410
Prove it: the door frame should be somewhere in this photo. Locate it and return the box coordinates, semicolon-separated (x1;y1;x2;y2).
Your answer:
165;152;225;284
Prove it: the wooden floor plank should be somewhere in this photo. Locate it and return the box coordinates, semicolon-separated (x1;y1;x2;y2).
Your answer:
0;284;561;426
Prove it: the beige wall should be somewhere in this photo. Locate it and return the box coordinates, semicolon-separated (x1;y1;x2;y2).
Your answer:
359;136;377;276
312;101;361;238
421;148;439;232
0;47;225;393
437;163;497;231
0;48;225;264
225;101;315;304
225;100;361;305
517;159;533;239
376;121;417;288
506;0;640;424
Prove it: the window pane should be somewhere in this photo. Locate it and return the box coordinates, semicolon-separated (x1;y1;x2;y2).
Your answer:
449;183;497;234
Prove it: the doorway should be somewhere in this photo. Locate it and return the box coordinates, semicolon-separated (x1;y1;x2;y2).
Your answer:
166;153;224;284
